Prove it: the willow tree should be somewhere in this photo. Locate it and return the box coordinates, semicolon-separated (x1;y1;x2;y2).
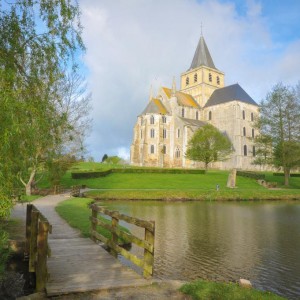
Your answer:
0;0;85;214
185;124;233;170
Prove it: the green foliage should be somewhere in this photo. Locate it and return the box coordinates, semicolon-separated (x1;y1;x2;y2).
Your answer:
179;279;286;300
0;229;9;278
256;83;300;185
273;173;300;177
186;124;233;169
102;154;108;162
237;171;265;180
103;156;122;165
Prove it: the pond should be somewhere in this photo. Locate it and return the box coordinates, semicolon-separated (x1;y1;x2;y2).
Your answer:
107;200;300;300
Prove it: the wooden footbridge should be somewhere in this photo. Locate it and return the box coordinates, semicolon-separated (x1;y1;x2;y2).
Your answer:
24;194;155;296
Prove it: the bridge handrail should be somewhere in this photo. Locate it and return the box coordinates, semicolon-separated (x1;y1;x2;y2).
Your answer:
25;204;52;292
90;203;155;278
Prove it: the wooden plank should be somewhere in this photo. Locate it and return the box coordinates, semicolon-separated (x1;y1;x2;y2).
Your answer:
29;210;39;272
143;222;155;278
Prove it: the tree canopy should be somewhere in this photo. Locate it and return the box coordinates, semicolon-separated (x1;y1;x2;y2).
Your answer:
0;0;86;217
255;82;300;185
185;124;233;170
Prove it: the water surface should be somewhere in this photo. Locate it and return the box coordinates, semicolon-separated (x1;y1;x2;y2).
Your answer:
107;201;300;299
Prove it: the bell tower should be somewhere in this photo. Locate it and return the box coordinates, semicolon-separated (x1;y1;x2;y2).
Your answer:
180;35;225;107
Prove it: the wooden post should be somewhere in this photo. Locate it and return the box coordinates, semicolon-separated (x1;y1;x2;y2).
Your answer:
111;214;119;258
143;221;155;278
36;221;49;292
91;208;97;242
25;204;33;258
29;210;39;272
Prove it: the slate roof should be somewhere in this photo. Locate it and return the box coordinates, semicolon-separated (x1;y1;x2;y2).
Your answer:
141;98;169;115
204;83;258;108
179;117;207;128
162;87;200;108
189;36;216;70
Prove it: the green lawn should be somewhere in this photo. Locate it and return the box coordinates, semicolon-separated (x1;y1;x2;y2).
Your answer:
179;279;286;300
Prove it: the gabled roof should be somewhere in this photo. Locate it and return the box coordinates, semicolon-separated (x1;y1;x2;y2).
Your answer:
141;98;169;115
179;117;207;128
204;83;258;108
162;87;200;108
189;36;216;71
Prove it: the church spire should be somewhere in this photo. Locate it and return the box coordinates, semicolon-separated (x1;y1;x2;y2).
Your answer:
189;36;216;71
149;85;153;102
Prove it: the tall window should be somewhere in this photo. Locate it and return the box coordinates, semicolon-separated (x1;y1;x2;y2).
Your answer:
196;111;199;120
252;128;255;138
253;146;256;157
177;128;180;138
186;77;189;85
209;73;212;82
162;145;166;154
242;110;245;120
194;73;197;83
140;130;143;139
251;112;254;121
217;76;220;85
162;116;166;123
150;128;155;138
150;145;155;154
175;147;180;158
150;115;154;124
209;111;212;120
163;128;167;139
182;108;185;117
243;127;246;136
244;145;247;156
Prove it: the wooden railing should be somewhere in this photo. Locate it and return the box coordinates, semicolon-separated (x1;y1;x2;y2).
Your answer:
25;204;52;292
90;203;155;278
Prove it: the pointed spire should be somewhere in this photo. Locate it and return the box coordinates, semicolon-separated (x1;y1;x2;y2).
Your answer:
149;85;153;102
171;76;176;97
189;36;216;71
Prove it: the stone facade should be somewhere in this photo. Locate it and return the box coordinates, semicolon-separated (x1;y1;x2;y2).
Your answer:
130;36;259;170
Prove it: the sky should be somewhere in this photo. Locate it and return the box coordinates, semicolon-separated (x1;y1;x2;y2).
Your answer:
78;0;300;161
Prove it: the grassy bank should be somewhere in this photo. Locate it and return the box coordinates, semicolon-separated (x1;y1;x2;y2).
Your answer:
179;279;286;300
55;197;129;242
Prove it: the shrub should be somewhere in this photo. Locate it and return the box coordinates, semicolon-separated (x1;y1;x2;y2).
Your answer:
237;171;265;180
273;173;300;177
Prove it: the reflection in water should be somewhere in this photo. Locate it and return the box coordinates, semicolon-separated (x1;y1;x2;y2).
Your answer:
109;201;300;299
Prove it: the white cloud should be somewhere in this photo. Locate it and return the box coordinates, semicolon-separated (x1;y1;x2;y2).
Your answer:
79;0;300;160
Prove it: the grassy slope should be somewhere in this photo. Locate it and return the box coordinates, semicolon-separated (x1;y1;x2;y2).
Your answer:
179;280;286;300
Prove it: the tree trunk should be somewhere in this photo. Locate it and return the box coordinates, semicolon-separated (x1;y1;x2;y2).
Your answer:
21;168;36;196
284;167;290;186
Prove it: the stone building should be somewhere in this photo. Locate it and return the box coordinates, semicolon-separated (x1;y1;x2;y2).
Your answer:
130;35;259;170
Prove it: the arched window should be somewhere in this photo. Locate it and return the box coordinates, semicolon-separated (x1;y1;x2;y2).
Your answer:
140;130;143;139
196;111;199;120
244;145;247;156
242;110;245;120
217;76;220;85
175;147;180;158
150;115;154;124
150;128;155;138
162;145;166;154
208;111;212;120
162;116;166;123
253;146;256;157
182;108;185;117
251;112;254;121
163;128;167;139
209;73;212;82
252;128;255;138
194;73;197;83
243;127;246;136
186;77;189;85
150;145;155;154
177;128;180;138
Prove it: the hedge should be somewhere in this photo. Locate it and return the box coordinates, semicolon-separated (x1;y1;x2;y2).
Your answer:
71;168;206;179
273;173;300;177
237;171;265;180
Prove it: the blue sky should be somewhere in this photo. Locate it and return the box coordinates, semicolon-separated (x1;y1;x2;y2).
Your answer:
79;0;300;161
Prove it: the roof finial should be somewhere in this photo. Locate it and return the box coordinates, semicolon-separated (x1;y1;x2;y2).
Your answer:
171;76;176;97
149;85;153;102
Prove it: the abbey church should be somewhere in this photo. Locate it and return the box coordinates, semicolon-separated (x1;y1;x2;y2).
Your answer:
130;35;259;170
